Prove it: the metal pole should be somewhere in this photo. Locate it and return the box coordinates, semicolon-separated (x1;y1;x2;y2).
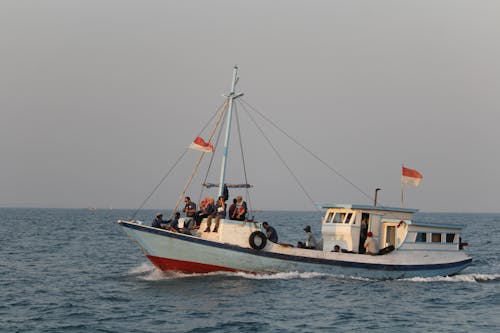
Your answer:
401;183;405;208
218;66;239;197
374;188;381;206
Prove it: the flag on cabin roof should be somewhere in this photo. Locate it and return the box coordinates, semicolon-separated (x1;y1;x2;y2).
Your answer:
189;136;214;153
402;165;423;186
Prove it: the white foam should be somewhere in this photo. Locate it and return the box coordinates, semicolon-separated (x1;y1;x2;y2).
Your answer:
230;271;330;280
400;273;500;283
127;264;500;283
128;262;155;275
128;267;335;281
138;268;174;281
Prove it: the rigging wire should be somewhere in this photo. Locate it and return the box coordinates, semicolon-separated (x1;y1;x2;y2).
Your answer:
130;148;189;220
233;103;253;215
239;101;320;212
198;105;228;204
130;99;228;220
170;99;229;217
239;98;374;203
239;99;409;221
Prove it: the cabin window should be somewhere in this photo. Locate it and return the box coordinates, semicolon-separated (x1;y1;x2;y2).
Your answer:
415;232;427;243
345;213;353;224
446;234;456;243
325;212;334;223
332;213;345;223
385;226;396;246
431;233;442;243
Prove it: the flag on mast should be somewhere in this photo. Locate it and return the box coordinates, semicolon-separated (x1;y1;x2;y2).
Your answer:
189;136;214;153
402;166;423;186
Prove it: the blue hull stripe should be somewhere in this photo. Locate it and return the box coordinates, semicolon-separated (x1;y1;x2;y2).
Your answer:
121;222;472;272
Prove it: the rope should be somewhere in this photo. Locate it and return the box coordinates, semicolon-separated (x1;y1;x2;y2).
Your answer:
198;105;227;204
130;148;189;220
239;99;374;203
131;100;230;220
171;99;229;217
239;101;320;212
239;99;411;222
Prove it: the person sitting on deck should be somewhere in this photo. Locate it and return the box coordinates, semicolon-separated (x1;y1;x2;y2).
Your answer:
233;196;247;221
228;198;237;220
364;231;378;255
198;197;216;228
152;213;166;229
262;222;278;243
165;212;181;232
302;225;317;249
205;196;226;232
332;245;341;252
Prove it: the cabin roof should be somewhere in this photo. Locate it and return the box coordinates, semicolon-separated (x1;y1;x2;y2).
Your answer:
318;203;419;214
408;221;465;229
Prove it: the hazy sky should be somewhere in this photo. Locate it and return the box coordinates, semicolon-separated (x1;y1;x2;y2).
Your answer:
1;1;499;212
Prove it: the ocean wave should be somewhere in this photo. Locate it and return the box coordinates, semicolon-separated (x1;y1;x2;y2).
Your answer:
399;273;500;283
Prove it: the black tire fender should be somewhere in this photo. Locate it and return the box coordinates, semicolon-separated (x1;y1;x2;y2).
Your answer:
249;231;267;250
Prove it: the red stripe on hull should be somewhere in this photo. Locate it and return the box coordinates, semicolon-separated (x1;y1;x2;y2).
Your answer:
147;255;239;273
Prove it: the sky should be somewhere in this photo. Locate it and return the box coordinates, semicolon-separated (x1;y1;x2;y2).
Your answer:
1;0;499;212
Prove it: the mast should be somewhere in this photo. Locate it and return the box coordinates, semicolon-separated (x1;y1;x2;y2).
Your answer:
218;66;243;197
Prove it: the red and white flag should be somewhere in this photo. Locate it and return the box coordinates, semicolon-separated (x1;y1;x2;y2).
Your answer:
189;136;214;153
402;166;423;186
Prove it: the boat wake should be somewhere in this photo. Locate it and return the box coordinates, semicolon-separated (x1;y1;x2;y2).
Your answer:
398;273;500;283
128;262;155;275
230;271;331;280
128;263;333;281
127;263;499;283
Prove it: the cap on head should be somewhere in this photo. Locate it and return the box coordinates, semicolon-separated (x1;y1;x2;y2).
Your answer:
156;213;163;218
367;231;373;237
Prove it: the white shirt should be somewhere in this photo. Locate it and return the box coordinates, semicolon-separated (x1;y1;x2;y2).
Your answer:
305;232;317;249
364;236;378;254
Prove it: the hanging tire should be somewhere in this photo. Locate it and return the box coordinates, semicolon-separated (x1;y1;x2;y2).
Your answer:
249;231;267;250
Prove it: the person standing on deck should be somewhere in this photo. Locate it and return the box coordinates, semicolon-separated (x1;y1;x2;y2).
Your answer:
364;232;378;255
303;225;317;249
359;216;369;253
183;197;196;217
182;197;197;229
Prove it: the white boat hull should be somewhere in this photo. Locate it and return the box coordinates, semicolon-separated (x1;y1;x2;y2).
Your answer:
119;221;472;279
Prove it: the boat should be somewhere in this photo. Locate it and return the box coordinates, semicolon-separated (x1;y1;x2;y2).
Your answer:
118;66;472;279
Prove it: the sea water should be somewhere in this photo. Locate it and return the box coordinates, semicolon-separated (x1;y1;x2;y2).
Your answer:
1;208;499;332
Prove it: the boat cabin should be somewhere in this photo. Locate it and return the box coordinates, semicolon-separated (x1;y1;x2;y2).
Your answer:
319;204;465;254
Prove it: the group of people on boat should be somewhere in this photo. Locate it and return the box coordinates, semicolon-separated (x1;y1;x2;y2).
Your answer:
297;225;318;249
151;212;181;232
262;222;319;250
152;198;379;255
151;195;248;234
